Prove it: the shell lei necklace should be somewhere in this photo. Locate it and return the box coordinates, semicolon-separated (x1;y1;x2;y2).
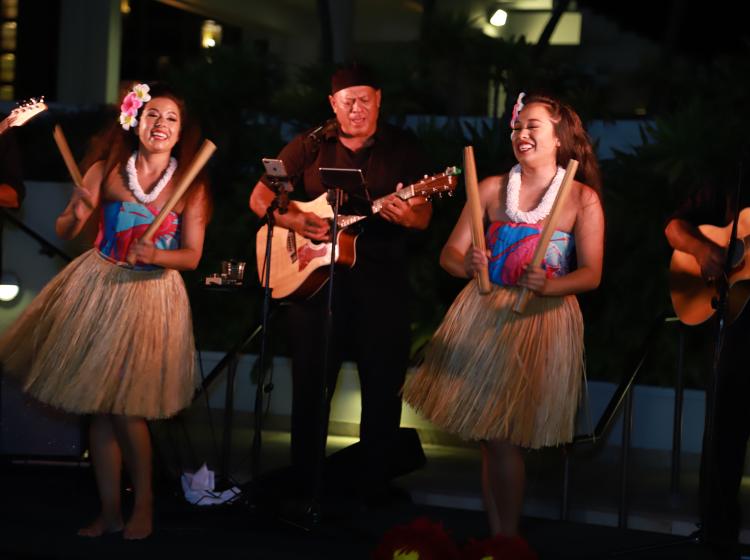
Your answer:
505;163;565;224
125;151;178;204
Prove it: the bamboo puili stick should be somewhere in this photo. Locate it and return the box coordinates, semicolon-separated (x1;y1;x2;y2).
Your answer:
52;125;84;189
513;158;579;314
464;145;491;295
141;139;217;242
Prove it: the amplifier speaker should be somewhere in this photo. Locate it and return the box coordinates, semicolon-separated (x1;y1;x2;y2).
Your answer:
324;427;427;483
0;373;83;458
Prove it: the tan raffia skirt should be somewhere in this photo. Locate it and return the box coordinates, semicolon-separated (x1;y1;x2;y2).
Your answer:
402;282;584;449
0;249;197;419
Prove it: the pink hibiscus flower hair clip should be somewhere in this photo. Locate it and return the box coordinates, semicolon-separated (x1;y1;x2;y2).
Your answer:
119;83;151;130
509;91;526;129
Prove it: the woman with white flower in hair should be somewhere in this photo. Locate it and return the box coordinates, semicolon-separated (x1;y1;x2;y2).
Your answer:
0;82;211;539
403;92;604;540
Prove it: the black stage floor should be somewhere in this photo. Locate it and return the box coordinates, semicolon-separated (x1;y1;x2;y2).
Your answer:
0;461;729;560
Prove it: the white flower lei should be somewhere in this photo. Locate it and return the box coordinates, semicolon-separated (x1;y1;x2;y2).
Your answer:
125;151;178;204
505;163;565;224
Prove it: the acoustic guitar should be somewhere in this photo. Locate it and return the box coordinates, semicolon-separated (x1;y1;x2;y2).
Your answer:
256;167;460;300
669;208;750;325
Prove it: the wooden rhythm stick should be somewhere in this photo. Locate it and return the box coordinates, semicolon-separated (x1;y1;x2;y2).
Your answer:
141;139;217;242
125;139;217;267
463;145;492;295
52;125;84;189
513;158;579;314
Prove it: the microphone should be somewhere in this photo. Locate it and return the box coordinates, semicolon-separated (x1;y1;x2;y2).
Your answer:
308;118;337;144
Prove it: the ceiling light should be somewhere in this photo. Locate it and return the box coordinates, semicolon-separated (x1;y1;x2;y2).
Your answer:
489;8;508;27
201;20;222;49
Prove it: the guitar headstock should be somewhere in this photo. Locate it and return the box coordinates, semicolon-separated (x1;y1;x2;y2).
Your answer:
7;97;48;128
412;166;461;200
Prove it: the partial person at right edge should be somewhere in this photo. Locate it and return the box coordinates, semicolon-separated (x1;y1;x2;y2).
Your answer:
665;169;750;560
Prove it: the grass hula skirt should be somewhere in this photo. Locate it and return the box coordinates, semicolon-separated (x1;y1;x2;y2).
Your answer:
0;249;196;419
402;282;584;449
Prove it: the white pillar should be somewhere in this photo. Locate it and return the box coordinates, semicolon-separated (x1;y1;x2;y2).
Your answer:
56;0;121;104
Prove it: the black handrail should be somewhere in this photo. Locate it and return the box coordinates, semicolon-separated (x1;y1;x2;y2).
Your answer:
572;310;670;445
560;309;676;529
1;208;73;263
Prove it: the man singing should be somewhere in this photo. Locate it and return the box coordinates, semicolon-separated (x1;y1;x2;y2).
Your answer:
249;63;431;507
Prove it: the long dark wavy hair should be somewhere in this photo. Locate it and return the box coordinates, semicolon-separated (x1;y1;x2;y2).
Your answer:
81;81;211;216
521;92;602;197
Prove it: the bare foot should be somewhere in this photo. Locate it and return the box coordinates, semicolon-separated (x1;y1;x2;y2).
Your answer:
123;504;152;540
77;515;123;537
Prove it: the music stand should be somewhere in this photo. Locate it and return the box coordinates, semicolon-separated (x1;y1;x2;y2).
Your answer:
305;167;369;526
319;167;370;215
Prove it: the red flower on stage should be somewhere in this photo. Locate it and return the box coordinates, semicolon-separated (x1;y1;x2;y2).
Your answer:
372;517;460;560
461;534;538;560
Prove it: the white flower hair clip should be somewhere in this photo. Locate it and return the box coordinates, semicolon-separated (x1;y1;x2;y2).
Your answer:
119;83;151;130
509;92;526;129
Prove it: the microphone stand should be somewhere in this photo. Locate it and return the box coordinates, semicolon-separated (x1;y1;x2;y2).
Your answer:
700;162;743;541
251;175;291;483
306;186;343;527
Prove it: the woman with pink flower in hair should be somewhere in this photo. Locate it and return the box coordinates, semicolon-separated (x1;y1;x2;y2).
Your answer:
403;92;604;542
0;82;211;539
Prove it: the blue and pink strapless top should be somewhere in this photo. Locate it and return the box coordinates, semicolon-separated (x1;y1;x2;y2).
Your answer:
95;201;181;270
486;221;575;287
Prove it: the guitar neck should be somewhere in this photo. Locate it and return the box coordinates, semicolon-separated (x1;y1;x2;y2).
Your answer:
0;99;48;137
372;186;413;212
337;186;414;229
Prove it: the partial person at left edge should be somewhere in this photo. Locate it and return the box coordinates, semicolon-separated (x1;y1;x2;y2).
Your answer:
0;121;26;208
0;98;48;208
